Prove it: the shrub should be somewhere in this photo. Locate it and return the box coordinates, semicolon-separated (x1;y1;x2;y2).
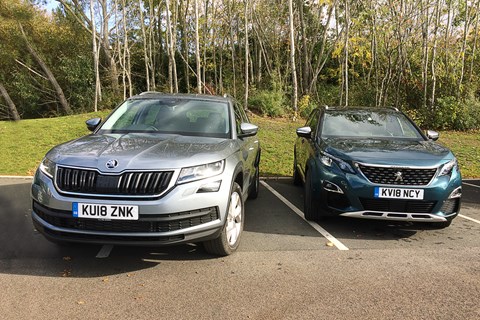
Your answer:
248;81;287;117
298;95;318;118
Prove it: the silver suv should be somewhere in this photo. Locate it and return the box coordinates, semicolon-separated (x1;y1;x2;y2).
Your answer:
31;93;261;256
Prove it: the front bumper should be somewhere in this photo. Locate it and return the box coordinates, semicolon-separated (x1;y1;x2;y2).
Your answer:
315;167;462;223
31;168;232;245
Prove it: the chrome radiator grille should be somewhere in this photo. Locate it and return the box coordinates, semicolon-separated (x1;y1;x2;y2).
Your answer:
56;166;174;196
357;164;437;186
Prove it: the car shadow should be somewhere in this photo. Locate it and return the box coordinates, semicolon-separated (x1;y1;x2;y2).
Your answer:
254;179;464;242
0;180;225;278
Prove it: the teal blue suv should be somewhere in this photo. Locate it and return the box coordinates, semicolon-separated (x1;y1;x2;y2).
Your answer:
293;107;462;228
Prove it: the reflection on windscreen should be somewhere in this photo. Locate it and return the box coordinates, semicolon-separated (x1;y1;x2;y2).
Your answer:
321;111;423;139
100;99;230;138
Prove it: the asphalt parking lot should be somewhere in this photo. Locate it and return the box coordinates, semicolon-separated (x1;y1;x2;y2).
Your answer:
0;177;479;319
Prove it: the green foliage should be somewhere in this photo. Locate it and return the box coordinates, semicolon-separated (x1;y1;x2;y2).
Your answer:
248;76;287;117
436;96;480;131
298;95;318;118
248;89;286;117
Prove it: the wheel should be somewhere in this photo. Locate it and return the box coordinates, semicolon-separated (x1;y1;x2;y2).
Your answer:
248;165;260;200
303;170;323;221
293;156;302;186
204;182;244;256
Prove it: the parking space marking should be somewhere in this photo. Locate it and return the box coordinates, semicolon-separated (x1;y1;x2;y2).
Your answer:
459;214;480;225
260;181;349;251
96;245;114;258
463;182;480;189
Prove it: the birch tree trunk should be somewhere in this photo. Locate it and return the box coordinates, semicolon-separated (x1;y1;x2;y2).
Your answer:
19;24;71;114
228;0;237;97
139;0;150;91
459;0;472;91
180;0;190;92
288;0;298;114
165;0;178;93
194;0;202;93
99;0;120;96
468;1;480;83
0;82;20;121
90;0;101;111
431;0;441;108
244;0;249;109
343;0;349;106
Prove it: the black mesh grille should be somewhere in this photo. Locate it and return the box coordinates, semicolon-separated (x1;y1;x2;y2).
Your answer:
440;199;459;215
327;193;351;210
56;167;173;196
360;198;437;213
358;164;437;186
33;201;219;233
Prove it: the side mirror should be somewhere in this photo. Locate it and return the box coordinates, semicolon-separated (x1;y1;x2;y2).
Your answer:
239;122;258;137
296;126;312;139
86;118;102;132
426;130;439;141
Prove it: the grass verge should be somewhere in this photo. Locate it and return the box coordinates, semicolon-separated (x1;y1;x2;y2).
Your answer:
0;112;479;178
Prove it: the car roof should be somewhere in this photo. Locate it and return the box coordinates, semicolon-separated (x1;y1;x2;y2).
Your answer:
129;92;232;103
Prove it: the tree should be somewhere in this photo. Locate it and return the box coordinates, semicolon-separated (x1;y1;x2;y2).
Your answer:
0;82;20;120
288;0;298;114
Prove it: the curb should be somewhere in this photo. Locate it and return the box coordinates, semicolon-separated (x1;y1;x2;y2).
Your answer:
0;176;33;179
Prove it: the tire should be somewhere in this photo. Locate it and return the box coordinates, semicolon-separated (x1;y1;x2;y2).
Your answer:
204;182;244;256
303;170;323;221
248;165;260;200
293;156;302;186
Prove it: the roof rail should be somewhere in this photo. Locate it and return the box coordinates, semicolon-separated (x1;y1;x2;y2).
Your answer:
139;91;162;95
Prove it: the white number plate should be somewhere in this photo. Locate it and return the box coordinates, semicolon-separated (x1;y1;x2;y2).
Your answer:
374;187;424;200
73;203;139;220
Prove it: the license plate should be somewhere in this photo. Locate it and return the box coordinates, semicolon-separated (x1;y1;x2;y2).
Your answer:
374;187;424;200
73;203;139;220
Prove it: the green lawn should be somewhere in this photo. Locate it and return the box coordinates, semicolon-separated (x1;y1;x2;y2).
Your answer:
1;112;479;178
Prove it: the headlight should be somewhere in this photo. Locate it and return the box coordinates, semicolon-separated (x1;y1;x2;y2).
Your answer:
320;152;355;174
39;157;56;179
177;160;225;184
439;159;458;177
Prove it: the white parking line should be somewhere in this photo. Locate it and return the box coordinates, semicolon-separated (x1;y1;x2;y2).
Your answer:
260;181;349;251
463;182;480;189
96;245;114;258
459;214;480;225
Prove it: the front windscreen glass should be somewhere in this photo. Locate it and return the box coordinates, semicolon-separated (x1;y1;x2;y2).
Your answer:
320;110;424;140
99;98;231;138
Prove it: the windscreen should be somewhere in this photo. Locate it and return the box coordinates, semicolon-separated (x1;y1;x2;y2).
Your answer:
99;98;231;138
320;110;424;140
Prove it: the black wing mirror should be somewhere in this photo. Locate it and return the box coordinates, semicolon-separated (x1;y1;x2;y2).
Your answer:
86;118;102;132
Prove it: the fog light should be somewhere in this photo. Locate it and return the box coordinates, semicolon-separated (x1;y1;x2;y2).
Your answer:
448;187;462;199
322;180;344;194
197;180;222;193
